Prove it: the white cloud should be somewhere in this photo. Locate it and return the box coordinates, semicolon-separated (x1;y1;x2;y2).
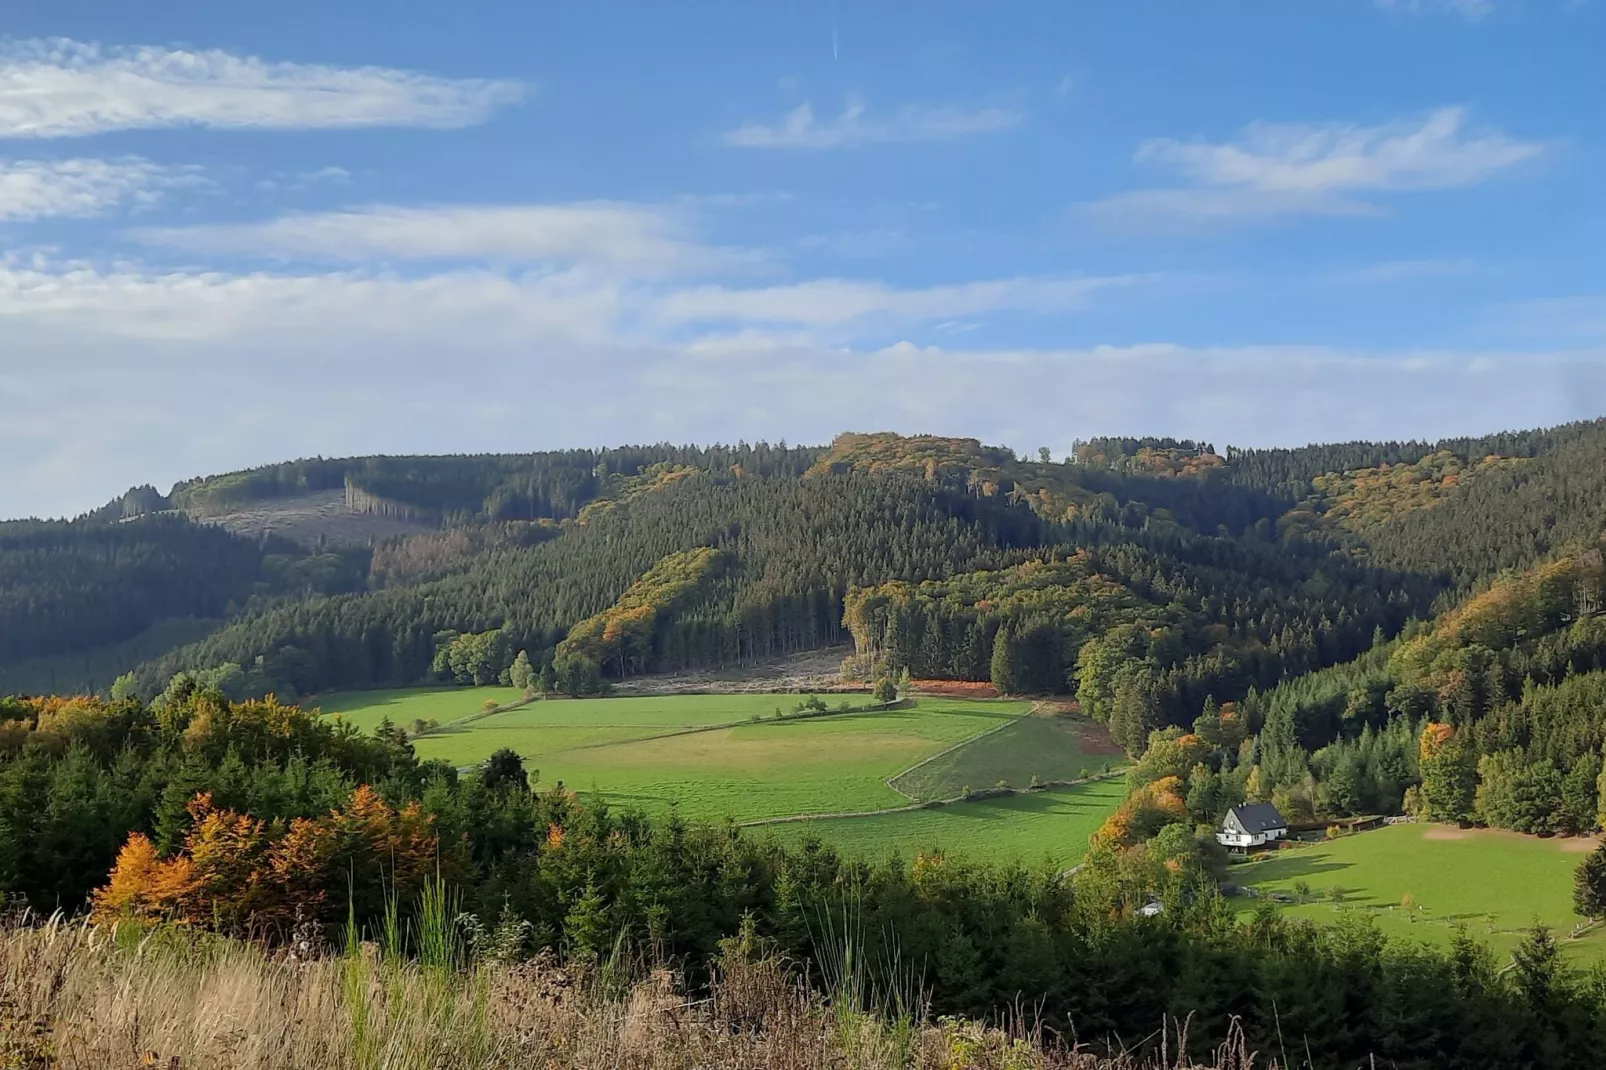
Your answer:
0;157;202;220
296;166;352;185
724;101;1022;148
129;202;749;271
1376;0;1495;19
1087;107;1542;228
0;38;525;138
0;257;625;344
653;275;1137;327
0;254;1600;520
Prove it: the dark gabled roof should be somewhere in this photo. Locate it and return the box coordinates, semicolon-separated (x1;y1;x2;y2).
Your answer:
1225;803;1287;834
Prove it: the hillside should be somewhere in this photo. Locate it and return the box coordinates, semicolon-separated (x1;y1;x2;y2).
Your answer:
5;419;1606;710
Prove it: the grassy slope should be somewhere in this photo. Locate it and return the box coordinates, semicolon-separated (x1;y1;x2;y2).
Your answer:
1235;823;1605;960
891;712;1121;802
764;778;1128;867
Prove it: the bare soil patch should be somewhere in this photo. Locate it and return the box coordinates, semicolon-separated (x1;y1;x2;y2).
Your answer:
911;679;998;698
1418;825;1600;851
195;490;436;546
608;647;865;696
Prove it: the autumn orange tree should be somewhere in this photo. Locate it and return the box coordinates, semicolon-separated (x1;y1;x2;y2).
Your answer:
1092;775;1189;849
92;785;449;934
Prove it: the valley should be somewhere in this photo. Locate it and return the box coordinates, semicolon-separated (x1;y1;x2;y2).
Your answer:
9;422;1606;1065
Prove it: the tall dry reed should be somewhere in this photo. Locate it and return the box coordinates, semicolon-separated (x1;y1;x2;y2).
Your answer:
0;915;1271;1070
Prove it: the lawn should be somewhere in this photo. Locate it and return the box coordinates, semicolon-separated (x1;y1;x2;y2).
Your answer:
1234;823;1605;960
761;777;1128;867
890;711;1124;802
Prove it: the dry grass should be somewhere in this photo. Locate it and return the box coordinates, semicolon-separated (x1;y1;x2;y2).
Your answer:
0;917;1274;1070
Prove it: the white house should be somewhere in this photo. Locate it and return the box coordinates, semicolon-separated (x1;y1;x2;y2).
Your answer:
1216;803;1288;849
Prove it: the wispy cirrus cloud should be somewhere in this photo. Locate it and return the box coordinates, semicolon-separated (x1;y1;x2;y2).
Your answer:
129;202;757;273
724;101;1022;148
0;157;203;220
1086;107;1542;229
1339;258;1480;282
0;38;525;138
653;274;1139;327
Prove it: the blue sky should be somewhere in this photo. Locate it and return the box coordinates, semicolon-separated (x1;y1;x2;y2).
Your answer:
2;0;1603;518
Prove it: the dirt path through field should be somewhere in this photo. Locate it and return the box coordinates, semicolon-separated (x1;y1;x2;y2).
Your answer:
1420;825;1601;851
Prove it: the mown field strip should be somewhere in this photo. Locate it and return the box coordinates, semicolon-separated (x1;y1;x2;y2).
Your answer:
884;714;1021;801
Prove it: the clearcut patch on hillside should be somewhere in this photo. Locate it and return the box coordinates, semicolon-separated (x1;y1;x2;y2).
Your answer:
195;490;436;546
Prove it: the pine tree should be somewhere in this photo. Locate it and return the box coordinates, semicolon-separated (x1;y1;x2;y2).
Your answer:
1575;844;1606;919
564;880;614;959
990;625;1017;695
481;748;528;793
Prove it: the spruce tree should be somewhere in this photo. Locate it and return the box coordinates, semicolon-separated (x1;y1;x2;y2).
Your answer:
990;625;1017;695
1575;844;1606;919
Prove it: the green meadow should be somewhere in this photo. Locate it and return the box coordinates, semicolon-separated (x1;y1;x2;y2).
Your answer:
309;687;1134;857
411;695;1026;822
1235;822;1605;960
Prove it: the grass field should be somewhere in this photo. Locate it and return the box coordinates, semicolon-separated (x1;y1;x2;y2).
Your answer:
312;686;527;732
890;711;1123;802
307;686;1130;861
415;696;1026;822
761;777;1128;866
1235;823;1605;960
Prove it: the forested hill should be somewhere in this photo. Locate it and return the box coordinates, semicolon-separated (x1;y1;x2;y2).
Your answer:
5;418;1606;709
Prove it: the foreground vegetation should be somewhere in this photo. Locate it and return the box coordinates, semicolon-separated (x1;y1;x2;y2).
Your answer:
0;915;1281;1070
